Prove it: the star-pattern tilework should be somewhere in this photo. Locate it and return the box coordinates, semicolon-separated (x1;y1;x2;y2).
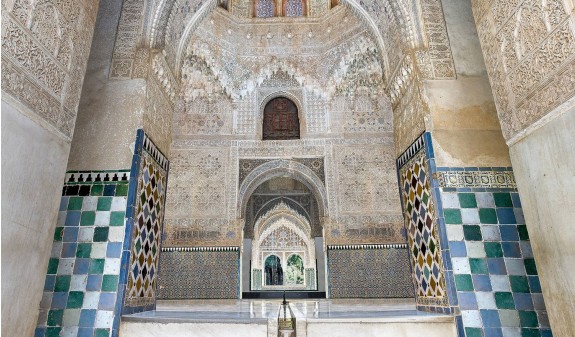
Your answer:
327;247;414;298
157;250;240;299
400;149;448;308
126;150;167;305
35;177;128;337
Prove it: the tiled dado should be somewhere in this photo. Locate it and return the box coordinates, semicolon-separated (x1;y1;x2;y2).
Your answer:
397;133;456;314
327;245;414;299
397;133;551;337
36;175;129;337
437;172;552;337
35;130;170;337
157;247;240;299
121;130;169;314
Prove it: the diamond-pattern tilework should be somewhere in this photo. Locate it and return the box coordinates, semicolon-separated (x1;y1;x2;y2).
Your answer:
36;175;128;337
126;150;167;304
400;150;447;307
438;177;552;337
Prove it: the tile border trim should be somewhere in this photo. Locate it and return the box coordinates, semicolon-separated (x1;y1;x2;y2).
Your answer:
327;244;408;250
161;246;240;252
437;168;516;189
143;133;169;171
64;170;130;184
396;132;426;169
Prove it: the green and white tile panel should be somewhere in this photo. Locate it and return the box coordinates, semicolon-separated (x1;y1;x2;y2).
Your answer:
35;175;129;337
439;178;552;337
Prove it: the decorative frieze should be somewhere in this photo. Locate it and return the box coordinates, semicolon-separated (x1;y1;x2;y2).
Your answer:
328;244;408;250
64;170;130;184
161;246;239;252
437;168;517;189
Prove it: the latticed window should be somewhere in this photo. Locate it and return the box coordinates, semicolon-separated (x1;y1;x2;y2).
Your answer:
254;0;306;17
285;0;304;17
263;97;300;140
255;0;275;18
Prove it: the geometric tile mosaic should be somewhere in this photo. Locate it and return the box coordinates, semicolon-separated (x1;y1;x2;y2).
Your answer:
399;148;448;308
125;149;167;306
439;170;552;337
36;176;128;337
327;246;414;299
157;249;240;299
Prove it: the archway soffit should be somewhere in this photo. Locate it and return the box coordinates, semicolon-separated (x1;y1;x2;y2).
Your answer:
147;0;400;83
238;159;328;219
254;197;312;226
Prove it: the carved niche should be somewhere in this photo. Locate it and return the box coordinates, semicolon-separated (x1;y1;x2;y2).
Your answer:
262;97;301;140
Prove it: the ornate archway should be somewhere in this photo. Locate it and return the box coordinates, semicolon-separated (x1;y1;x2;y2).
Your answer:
251;203;317;290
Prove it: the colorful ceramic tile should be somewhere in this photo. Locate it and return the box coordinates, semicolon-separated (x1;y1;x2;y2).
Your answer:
399;149;447;307
126;149;167;304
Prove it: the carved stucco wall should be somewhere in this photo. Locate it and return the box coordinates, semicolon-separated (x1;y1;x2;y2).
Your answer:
159;5;406;248
471;0;575;144
164;137;405;247
143;53;176;156
131;0;457;156
2;0;99;140
329;143;404;245
1;1;99;336
389;54;428;156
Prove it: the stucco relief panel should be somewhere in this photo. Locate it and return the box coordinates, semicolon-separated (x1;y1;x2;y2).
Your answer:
164;147;236;246
328;144;404;244
110;0;146;78
471;0;575;141
1;0;98;139
418;0;455;79
144;76;174;156
390;55;427;156
334;144;401;215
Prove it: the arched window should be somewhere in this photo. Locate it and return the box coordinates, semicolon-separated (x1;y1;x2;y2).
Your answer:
285;0;304;17
286;254;304;285
255;0;275;18
263;97;300;140
265;255;283;285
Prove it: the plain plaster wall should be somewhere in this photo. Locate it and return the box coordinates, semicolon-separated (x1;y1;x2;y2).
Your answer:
242;239;252;293
441;0;486;77
426;0;510;167
67;0;145;171
1;100;71;337
425;78;511;167
509;108;575;337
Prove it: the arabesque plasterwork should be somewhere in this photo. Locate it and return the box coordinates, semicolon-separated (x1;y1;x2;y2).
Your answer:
471;0;575;142
1;0;99;139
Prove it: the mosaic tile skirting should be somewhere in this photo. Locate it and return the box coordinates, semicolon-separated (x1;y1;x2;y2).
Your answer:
328;247;414;299
398;133;450;311
157;250;240;299
439;187;552;337
36;177;128;337
121;130;169;314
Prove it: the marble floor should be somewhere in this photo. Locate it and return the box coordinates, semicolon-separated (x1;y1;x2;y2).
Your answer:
121;299;458;337
122;298;448;323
